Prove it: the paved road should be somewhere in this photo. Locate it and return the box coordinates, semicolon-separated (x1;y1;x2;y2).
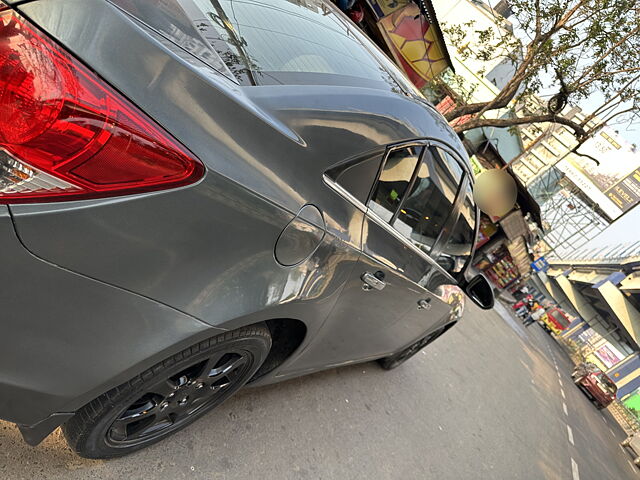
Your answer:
1;302;637;479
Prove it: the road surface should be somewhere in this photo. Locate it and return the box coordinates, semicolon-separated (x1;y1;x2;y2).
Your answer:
1;301;636;479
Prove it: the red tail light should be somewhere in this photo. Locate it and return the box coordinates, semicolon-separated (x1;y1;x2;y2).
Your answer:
0;10;204;204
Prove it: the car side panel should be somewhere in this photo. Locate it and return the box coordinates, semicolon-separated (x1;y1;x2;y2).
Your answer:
0;206;223;427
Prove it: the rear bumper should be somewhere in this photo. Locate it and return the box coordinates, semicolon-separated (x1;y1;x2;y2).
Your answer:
577;381;614;407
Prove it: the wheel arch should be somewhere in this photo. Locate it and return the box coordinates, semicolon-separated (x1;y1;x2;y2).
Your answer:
250;318;308;382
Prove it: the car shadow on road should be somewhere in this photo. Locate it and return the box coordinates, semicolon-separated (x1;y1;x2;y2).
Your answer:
0;360;399;477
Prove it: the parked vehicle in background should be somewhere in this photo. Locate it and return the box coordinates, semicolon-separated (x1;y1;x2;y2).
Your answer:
0;0;493;459
572;362;601;379
544;307;572;333
512;295;533;320
621;433;640;467
573;366;618;410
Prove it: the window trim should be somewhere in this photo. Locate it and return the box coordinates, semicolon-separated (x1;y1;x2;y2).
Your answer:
433;176;481;276
322;173;367;213
323;172;454;281
364;140;471;205
375;142;468;258
388;146;426;225
427;146;468;259
323;138;478;281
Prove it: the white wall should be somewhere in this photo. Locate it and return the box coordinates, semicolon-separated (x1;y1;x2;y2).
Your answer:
431;0;516;111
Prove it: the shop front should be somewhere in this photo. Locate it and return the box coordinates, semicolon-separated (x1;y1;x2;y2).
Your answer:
475;241;520;290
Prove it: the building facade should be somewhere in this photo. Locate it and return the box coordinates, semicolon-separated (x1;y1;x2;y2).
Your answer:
531;242;640;401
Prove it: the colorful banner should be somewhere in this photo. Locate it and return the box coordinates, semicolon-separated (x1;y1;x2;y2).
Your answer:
596;344;623;369
365;0;414;19
376;3;449;85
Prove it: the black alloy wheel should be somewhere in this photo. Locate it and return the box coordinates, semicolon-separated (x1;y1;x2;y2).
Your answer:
63;325;271;459
107;350;251;446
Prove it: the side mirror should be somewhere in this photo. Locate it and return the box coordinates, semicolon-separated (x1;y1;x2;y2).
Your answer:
461;274;494;310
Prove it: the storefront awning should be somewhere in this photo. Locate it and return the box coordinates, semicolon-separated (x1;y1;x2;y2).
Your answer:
567;270;609;285
621;274;640;293
506;235;531;275
547;267;565;278
499;210;529;241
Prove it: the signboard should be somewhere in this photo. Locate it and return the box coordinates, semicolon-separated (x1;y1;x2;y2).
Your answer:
608;167;640;213
596;344;623;369
531;256;549;272
577;327;624;369
557;127;640;221
469;154;485;177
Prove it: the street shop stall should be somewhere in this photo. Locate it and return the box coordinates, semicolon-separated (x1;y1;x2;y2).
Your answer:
474;242;520;290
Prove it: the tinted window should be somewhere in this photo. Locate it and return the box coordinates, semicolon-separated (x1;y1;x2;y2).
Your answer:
184;0;401;88
438;183;477;273
434;147;465;181
392;149;462;253
368;147;422;222
335;156;383;204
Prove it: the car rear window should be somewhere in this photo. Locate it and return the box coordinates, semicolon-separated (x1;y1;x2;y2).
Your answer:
113;0;405;89
191;0;400;86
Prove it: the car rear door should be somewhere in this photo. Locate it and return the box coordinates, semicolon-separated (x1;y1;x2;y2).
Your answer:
298;141;471;367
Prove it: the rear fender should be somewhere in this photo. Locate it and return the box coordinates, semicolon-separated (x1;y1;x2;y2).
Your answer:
0;207;222;442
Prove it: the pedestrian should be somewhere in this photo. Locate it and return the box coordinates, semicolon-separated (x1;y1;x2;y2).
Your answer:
524;304;544;327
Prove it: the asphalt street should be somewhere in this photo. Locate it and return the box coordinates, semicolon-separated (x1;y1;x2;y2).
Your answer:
1;301;637;479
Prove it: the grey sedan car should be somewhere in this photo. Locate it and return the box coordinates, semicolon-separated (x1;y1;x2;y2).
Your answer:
0;0;493;458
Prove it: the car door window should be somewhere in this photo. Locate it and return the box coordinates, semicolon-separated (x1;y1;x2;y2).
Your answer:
334;155;383;204
391;147;462;253
434;146;465;182
368;146;422;222
438;183;477;273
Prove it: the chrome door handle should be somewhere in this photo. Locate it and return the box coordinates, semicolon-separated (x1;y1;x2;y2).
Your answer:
361;271;386;291
417;298;432;310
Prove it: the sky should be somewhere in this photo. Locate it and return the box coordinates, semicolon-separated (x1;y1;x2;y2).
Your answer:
580;90;639;147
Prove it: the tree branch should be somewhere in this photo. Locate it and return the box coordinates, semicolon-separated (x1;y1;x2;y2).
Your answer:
583;73;640;124
575;24;640;84
452;113;587;139
572;150;600;166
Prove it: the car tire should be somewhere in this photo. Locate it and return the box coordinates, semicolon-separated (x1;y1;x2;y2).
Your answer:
62;324;271;459
378;326;445;370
